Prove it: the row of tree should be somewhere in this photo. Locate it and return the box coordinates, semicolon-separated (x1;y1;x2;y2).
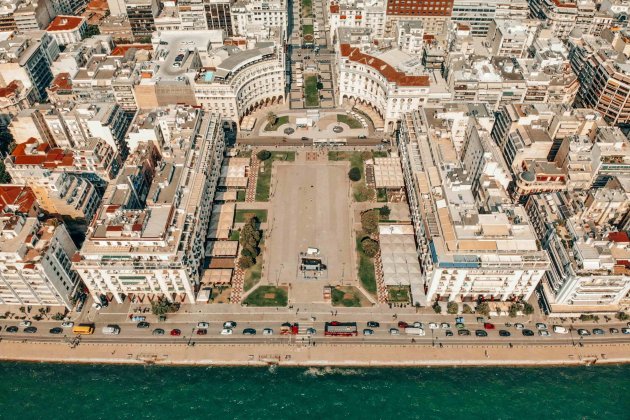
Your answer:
238;216;262;269
432;301;535;317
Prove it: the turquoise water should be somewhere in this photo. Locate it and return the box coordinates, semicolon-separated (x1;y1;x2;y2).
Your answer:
1;363;628;419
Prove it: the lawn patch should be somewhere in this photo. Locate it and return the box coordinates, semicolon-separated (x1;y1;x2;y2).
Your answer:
234;209;268;223
255;151;296;201
376;188;387;202
263;115;289;131
356;234;377;296
228;230;240;241
304;75;319;107
337;114;363;129
243;285;288;307
388;286;410;303
331;286;371;307
236;190;246;202
243;252;263;292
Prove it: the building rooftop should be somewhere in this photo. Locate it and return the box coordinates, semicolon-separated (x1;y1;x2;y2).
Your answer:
47;15;85;32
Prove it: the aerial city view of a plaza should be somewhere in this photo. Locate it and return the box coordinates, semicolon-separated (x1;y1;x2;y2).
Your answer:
0;0;629;370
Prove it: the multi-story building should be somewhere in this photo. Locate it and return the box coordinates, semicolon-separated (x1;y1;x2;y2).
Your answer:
449;0;530;37
46;15;87;46
126;0;159;39
0;187;79;309
385;0;453;35
526;192;630;313
486;19;539;58
73;108;225;304
231;0;286;37
398;108;549;304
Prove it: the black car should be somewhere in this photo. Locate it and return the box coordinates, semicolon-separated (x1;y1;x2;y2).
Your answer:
301;137;310;141
243;328;257;335
49;327;63;335
367;321;380;328
445;330;453;337
593;328;605;335
458;329;470;336
137;321;150;329
24;326;37;333
475;330;488;337
499;330;511;337
522;329;535;336
5;326;18;333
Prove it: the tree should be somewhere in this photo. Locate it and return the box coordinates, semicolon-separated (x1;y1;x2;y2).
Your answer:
360;210;379;234
475;302;490;316
354;184;375;202
52;312;65;321
379;205;391;219
84;24;100;38
361;237;379;257
348;166;361;182
522;302;534;315
266;111;277;127
238;255;255;269
616;311;630;321
446;301;458;314
432;301;442;314
462;304;474;314
257;150;271;161
151;298;180;316
508;303;520;318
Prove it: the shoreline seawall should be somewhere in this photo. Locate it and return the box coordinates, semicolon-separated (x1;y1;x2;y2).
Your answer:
1;340;629;367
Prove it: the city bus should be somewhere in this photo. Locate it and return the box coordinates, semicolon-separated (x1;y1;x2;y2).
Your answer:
324;321;358;337
72;324;95;335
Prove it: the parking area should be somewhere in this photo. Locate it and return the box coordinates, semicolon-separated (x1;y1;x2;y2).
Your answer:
263;162;356;303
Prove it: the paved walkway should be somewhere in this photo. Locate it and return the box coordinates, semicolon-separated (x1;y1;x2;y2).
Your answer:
374;247;388;304
230;266;245;304
246;155;259;202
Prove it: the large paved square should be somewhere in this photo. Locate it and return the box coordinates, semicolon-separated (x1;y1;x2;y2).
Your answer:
264;163;355;302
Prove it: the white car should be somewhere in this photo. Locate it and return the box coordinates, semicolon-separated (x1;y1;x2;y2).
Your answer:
553;325;568;334
441;323;450;329
223;321;237;328
197;322;209;329
538;330;550;337
220;328;233;335
412;322;423;328
429;322;439;330
515;323;525;330
262;328;273;335
61;321;74;328
536;323;547;330
19;320;31;327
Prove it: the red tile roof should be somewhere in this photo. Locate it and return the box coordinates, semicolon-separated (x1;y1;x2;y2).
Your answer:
609;232;630;243
49;73;72;93
0;81;20;98
47;15;85;32
340;44;430;87
11;138;75;168
330;4;339;13
0;185;38;214
111;44;153;56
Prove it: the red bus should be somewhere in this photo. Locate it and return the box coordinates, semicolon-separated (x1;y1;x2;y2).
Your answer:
324;321;358;337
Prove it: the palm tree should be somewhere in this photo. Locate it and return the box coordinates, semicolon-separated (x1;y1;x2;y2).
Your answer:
266;111;277;127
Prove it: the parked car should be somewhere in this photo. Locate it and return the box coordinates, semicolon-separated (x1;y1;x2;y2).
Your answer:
515;323;525;330
536;323;547;330
152;328;165;336
306;327;316;335
223;321;237;328
197;322;209;329
196;329;207;335
412;322;423;328
429;323;439;330
609;328;620;334
458;329;470;336
242;328;256;335
553;325;568;334
475;330;488;337
538;330;550;337
137;321;150;329
24;326;37;333
363;328;374;336
622;328;630;334
445;330;453;337
220;328;233;335
131;316;145;322
499;330;511;337
19;320;31;327
262;328;273;335
441;323;450;329
397;321;409;329
577;329;591;336
49;327;63;335
456;323;465;330
5;326;18;333
593;328;605;335
483;323;495;330
389;328;400;335
522;329;535;336
61;321;74;328
170;329;182;336
367;321;380;328
102;325;120;335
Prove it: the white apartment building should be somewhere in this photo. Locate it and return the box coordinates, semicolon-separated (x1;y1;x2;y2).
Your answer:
231;0;286;37
398;109;549;304
526;192;630;313
486;19;539;58
73;109;225;304
0;188;79;309
46;15;87;46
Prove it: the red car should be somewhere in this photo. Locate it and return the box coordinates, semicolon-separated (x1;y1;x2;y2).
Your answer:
483;323;495;330
170;329;181;336
397;321;409;329
196;329;207;335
